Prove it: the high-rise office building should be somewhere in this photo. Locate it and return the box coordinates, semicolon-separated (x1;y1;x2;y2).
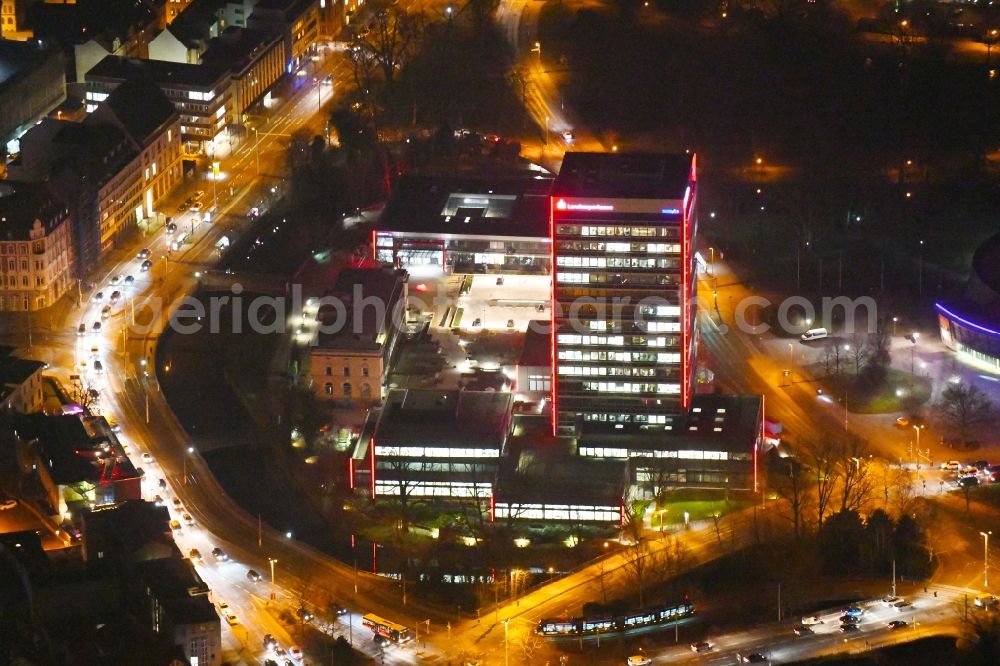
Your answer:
551;152;698;439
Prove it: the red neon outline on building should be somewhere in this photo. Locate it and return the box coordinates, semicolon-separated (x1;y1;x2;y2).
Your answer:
681;183;690;411
549;195;558;436
369;438;376;499
489;494;495;523
755;394;764;494
348;456;355;490
371;229;378;262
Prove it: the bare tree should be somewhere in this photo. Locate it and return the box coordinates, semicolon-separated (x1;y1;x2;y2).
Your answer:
67;376;99;412
771;459;814;538
510;626;544;663
939;383;993;444
621;502;654;607
848;333;870;375
356;4;424;87
803;438;840;526
838;434;876;513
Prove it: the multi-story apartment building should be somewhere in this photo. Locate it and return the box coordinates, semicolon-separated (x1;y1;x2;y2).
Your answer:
309;267;408;405
91;79;183;221
0;181;75;312
201;26;285;125
550;152;698;439
86;55;231;155
0;39;66;155
248;0;318;74
0;345;45;412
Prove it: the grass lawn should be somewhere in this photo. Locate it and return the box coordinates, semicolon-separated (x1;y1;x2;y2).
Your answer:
655;495;755;523
815;367;932;414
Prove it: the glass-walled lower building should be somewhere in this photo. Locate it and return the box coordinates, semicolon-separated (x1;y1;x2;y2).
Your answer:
937;302;1000;372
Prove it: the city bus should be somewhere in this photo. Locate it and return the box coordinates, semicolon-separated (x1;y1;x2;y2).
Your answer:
362;613;413;643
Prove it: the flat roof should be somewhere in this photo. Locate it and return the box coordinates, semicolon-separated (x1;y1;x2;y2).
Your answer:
373;389;514;450
0;40;58;91
518;323;551;367
494;448;626;506
133;556;217;625
553;152;694;200
579;394;763;453
87;55;230;90
314;267;407;351
378;175;553;239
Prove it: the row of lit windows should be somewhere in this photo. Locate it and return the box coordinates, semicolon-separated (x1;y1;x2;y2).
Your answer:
584;413;675;424
556;241;680;253
558;225;673;238
640;305;682;316
527;375;550;391
375;445;500;459
581;381;681;394
583;321;678;333
558;256;678;270
556;272;679;286
558;334;677;348
376;461;494;474
581;449;730;460
559;366;660;377
493;503;620;522
374;480;491;498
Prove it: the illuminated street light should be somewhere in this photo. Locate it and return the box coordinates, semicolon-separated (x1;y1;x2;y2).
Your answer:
183;446;195;485
981;531;991;588
531;41;541;61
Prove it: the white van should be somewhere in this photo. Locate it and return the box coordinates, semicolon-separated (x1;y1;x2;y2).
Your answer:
801;327;828;342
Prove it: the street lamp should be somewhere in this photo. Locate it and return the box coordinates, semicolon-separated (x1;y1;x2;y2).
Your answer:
531;41;541;61
253;127;261;176
892;316;898;337
183;446;194;484
912;425;923;455
269;557;278;601
981;531;991;589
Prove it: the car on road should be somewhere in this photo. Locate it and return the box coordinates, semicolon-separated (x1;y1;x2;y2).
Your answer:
92;291;104;302
141;453;153;463
109;290;121;303
178;202;189;213
840;623;860;633
123;275;135;287
329;601;348;615
842;606;864;617
92;321;101;334
77;323;86;336
888;620;908;630
289;646;302;660
106;415;120;432
140;259;153;271
93;360;103;374
158;478;167;490
101;305;111;319
689;641;712;652
895;416;911;427
169;519;181;530
153;495;164;506
193;190;205;201
166;222;177;234
959;475;980;488
188;548;201;560
881;595;902;607
224;611;238;626
296;607;314;622
109;275;121;285
137;248;151;259
172;498;182;509
892;599;912;610
246;569;261;582
975;593;998;608
263;633;278;649
217;599;229;611
0;499;18;511
801;615;822;625
973;460;990;470
190;201;204;212
626;657;652;666
941;460;962;471
737;653;769;663
839;614;857;624
793;625;813;636
182;513;194;526
562;130;574;142
211;547;228;561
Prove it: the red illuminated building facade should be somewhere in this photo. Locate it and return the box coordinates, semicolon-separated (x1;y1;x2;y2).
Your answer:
550;152;698;439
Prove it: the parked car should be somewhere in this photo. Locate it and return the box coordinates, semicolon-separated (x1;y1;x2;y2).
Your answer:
975;594;998;608
169;519;181;530
211;547;228;561
263;633;278;649
881;596;902;607
190;201;204;212
247;569;262;582
941;460;962;471
123;275;135;286
93;360;103;374
77;323;86;336
172;498;182;509
166;222;178;234
178;201;189;212
224;611;238;626
92;291;104;302
153;495;164;506
893;600;912;610
217;599;229;612
142;453;153;463
959;476;980;488
109;275;121;285
888;620;908;630
92;321;102;333
690;641;712;652
182;513;194;526
101;305;111;319
109;290;121;303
